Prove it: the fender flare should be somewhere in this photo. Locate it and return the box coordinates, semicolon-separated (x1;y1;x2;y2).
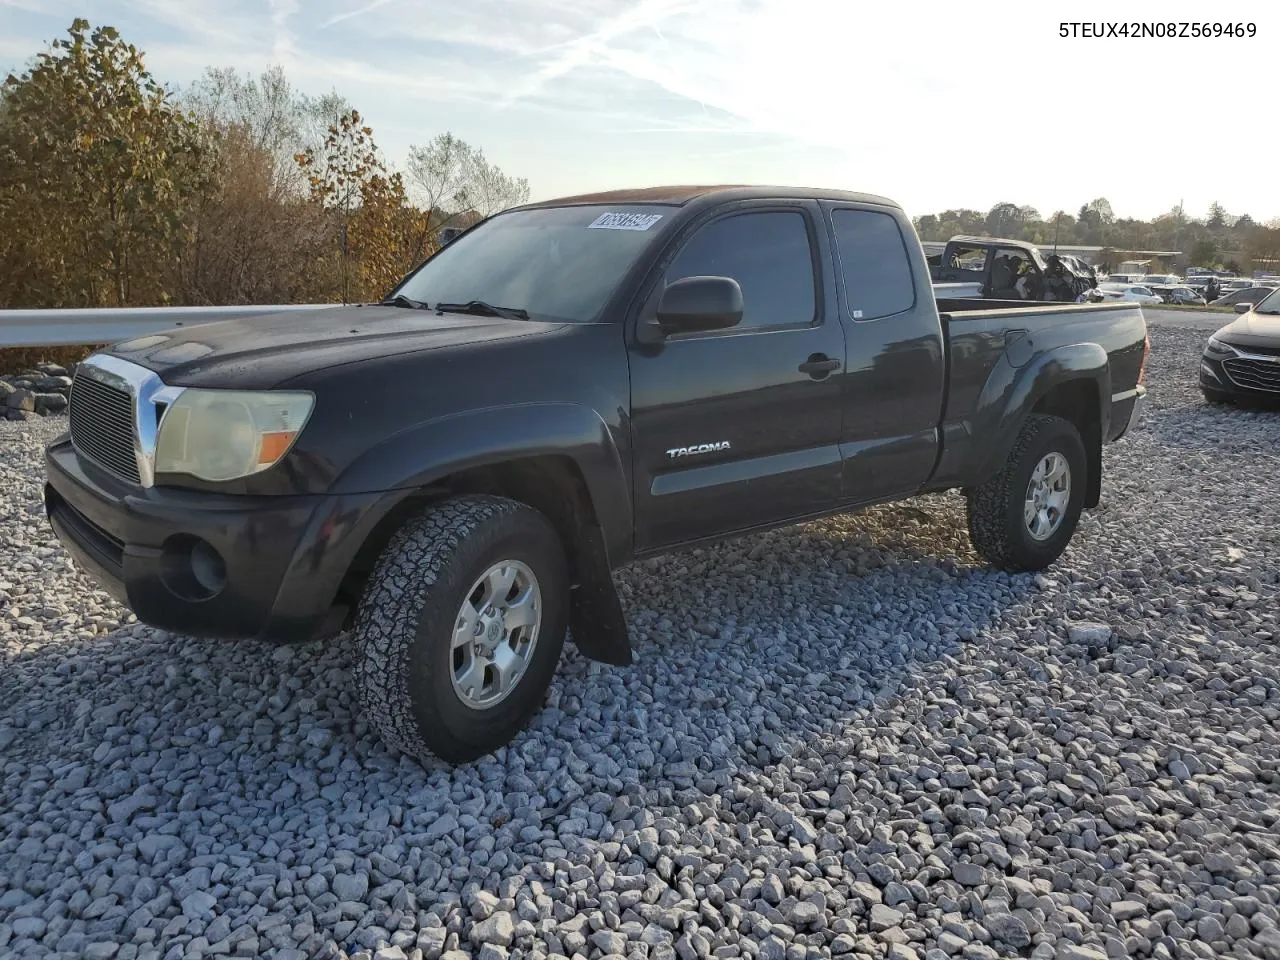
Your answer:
329;402;635;665
966;342;1110;489
333;402;630;552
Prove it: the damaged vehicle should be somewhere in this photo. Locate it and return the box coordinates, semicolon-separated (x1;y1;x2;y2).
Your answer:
928;236;1100;303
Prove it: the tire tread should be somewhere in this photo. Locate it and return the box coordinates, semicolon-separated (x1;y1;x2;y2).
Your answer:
353;495;556;763
966;413;1084;572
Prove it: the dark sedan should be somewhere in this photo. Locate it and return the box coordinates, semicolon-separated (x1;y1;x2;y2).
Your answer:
1210;286;1277;308
1201;288;1280;404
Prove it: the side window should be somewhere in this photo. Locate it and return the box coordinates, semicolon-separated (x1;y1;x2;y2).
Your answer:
940;243;987;279
830;209;916;320
665;211;816;329
991;247;1037;299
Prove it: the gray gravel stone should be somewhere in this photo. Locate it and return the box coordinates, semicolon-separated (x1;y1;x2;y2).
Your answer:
472;913;515;947
3;327;1280;960
870;905;904;931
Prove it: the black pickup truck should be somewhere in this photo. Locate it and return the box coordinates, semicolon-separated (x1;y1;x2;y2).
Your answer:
43;185;1149;763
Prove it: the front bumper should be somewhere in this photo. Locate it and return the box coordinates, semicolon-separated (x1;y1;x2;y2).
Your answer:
44;435;390;642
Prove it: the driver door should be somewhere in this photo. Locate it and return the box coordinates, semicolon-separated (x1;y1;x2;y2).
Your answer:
627;203;846;552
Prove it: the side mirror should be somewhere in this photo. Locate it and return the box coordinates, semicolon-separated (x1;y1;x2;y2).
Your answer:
656;276;743;335
1235;302;1253;313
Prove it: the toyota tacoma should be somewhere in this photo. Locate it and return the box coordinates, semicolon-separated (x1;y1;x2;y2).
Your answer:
43;185;1149;763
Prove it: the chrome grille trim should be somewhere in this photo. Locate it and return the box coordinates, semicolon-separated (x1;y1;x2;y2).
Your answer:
1223;356;1280;394
67;354;187;487
69;373;140;482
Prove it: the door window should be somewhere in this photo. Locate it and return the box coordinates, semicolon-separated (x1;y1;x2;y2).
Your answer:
665;211;816;329
830;209;916;320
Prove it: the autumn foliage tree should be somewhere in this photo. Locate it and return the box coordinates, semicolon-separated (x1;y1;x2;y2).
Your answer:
295;110;455;302
0;20;534;325
0;19;209;308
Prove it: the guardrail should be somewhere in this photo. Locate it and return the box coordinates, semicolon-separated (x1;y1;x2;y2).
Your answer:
4;287;984;349
0;304;339;349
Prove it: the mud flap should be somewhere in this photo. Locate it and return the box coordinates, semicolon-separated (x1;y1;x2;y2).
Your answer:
568;524;632;666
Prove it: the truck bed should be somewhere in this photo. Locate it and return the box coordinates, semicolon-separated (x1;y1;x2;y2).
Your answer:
925;299;1148;491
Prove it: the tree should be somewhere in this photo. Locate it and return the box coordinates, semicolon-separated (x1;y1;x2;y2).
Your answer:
296;108;386;302
1085;198;1115;224
1245;227;1280;274
1188;239;1218;267
174;123;333;305
913;214;940;239
350;171;430;299
1046;211;1076;246
406;133;529;245
1207;201;1227;230
0;18;210;308
182;66;350;196
1076;198;1114;244
984;201;1027;238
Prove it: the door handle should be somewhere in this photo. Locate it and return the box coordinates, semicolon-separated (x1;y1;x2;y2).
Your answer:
798;354;841;378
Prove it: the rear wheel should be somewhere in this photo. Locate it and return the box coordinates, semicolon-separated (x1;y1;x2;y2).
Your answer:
353;495;569;764
966;414;1087;572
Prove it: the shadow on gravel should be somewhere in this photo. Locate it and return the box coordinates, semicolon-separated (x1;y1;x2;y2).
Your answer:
2;498;1038;858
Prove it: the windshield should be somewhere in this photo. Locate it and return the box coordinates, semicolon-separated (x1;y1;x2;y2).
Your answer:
1257;288;1280;314
391;204;676;322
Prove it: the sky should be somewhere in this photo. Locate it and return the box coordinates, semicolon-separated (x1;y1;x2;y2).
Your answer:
2;0;1277;223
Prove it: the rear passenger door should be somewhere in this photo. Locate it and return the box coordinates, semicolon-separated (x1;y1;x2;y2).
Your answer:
628;202;846;552
823;204;946;504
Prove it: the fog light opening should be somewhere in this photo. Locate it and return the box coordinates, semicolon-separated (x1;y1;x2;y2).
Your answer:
160;535;227;601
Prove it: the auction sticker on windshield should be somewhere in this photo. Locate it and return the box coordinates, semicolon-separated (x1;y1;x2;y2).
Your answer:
588;212;664;231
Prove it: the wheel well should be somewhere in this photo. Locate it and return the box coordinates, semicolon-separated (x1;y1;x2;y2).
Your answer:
335;456;601;615
1033;379;1102;507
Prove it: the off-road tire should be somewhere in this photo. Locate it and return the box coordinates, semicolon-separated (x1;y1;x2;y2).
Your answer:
353;495;569;764
966;414;1087;572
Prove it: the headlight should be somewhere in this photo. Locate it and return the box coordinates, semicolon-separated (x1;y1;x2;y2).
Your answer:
154;389;314;482
1204;336;1238;358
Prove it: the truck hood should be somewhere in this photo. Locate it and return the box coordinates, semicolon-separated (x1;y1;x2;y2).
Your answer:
105;305;561;389
1217;310;1280;349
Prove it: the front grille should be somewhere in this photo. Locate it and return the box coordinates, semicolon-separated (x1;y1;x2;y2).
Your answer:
69;372;141;483
1223;357;1280;394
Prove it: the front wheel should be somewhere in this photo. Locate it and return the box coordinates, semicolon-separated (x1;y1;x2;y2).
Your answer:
966;414;1087;572
353;495;569;764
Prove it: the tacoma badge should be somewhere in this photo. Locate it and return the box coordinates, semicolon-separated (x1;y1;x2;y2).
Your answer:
666;441;731;459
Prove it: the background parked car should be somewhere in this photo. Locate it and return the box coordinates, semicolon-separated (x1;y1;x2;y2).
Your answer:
1097;283;1163;305
1143;274;1182;287
1200;287;1280;404
1211;286;1277;308
1149;285;1206;306
1222;279;1256;293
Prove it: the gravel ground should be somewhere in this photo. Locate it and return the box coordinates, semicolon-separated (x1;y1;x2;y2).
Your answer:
3;322;1279;960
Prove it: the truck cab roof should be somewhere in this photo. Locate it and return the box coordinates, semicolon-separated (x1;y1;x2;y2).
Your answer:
516;184;902;211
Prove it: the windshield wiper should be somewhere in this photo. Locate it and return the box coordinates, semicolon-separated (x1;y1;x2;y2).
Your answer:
380;294;430;309
434;300;530;321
